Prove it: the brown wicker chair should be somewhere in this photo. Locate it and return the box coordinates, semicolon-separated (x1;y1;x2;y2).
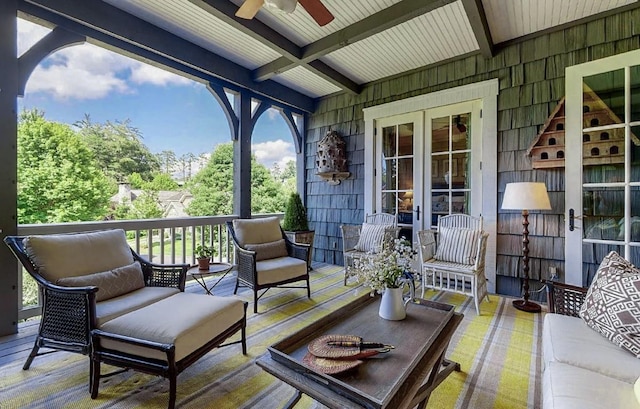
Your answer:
545;280;588;317
227;217;311;313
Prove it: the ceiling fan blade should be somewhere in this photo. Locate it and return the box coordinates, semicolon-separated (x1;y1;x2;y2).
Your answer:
236;0;265;19
298;0;334;26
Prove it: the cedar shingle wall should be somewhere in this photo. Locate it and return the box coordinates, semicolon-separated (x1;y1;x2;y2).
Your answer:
305;8;640;290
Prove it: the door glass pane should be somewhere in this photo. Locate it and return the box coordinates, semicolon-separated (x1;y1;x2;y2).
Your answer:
398;123;414;156
382;158;396;191
583;187;624;240
431;117;449;154
582;242;624;286
452;113;470;151
631;65;640;122
632;125;640;183
382;126;396;157
451;152;469;188
398;158;413;190
631;186;640;242
583;69;625;124
381;192;397;215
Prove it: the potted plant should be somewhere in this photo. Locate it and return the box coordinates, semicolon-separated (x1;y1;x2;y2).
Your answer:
282;192;315;262
195;244;214;270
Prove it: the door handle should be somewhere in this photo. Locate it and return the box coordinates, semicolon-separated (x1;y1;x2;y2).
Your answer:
569;209;575;231
414;205;420;221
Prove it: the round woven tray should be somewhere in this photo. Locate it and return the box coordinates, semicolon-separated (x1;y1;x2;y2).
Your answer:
308;334;362;358
302;352;362;374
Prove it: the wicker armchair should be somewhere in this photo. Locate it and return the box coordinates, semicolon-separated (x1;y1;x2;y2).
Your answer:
545;280;588;317
417;214;489;315
340;213;400;285
227;217;310;313
4;233;188;370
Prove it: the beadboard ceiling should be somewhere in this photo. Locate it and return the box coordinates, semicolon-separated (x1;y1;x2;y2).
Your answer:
20;0;639;110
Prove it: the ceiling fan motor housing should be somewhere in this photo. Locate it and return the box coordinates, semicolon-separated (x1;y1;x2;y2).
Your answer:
264;0;297;13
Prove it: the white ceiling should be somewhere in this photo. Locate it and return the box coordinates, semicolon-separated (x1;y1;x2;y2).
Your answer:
100;0;638;99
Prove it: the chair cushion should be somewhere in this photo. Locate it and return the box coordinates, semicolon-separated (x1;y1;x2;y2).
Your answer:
95;286;180;326
435;227;481;265
579;251;640;357
543;361;640;409
99;293;245;362
57;261;145;302
256;257;307;285
543;313;640;383
245;239;288;261
23;229;134;283
233;217;282;245
354;223;388;253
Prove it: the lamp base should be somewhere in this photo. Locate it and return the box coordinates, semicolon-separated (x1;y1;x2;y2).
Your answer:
512;299;542;313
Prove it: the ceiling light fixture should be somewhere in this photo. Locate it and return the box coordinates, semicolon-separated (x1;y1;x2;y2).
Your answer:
264;0;297;13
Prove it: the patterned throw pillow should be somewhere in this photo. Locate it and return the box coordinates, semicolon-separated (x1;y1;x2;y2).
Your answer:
579;251;640;357
57;261;145;302
245;239;288;261
354;223;389;253
434;227;481;265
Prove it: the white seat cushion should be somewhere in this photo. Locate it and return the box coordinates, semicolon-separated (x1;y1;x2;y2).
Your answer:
96;286;180;326
256;257;307;285
543;361;640;409
99;293;245;362
543;313;640;383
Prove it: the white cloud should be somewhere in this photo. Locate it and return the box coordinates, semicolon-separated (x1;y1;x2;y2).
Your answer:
18;18;191;101
252;139;296;169
17;18;51;57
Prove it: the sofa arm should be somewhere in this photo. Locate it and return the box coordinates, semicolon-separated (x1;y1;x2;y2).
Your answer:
287;241;310;262
545;280;588;317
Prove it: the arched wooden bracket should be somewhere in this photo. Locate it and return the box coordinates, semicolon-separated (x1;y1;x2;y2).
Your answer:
208;83;239;140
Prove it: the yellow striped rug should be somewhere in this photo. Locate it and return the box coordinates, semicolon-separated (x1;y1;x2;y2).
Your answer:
0;265;543;408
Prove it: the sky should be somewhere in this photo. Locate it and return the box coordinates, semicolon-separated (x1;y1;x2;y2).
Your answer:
16;18;297;170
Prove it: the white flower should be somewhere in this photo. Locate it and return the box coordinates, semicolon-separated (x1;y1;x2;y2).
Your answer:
348;237;415;294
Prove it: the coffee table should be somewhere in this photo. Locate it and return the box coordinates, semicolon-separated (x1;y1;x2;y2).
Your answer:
256;295;462;409
187;262;233;295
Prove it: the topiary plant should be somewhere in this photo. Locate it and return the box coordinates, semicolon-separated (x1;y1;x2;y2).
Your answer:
282;192;309;232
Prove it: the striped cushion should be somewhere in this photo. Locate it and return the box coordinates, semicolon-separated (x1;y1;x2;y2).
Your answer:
354;223;388;253
435;227;481;265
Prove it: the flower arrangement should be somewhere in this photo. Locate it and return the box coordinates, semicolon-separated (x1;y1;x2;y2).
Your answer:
349;237;415;294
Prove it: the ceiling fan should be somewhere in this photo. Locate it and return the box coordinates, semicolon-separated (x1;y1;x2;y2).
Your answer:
236;0;335;26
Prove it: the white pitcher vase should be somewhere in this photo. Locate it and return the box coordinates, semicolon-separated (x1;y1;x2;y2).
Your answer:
378;286;409;320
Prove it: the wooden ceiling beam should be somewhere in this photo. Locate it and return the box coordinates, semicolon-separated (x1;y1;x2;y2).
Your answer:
253;0;457;84
461;0;494;58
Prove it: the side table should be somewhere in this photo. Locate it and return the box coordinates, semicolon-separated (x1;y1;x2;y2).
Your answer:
187;262;234;295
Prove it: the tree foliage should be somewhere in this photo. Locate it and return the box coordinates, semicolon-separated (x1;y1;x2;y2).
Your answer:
187;142;288;216
17;110;112;223
75;115;160;183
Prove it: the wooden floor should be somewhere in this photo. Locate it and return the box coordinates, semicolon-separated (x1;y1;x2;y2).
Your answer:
0;263;330;368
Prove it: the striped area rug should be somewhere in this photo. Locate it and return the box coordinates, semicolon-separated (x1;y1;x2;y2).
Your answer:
0;265;543;408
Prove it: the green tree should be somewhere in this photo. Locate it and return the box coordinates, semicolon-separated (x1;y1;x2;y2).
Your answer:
187;142;288;216
146;172;180;191
156;150;177;174
17;110;112;223
75;115;160;183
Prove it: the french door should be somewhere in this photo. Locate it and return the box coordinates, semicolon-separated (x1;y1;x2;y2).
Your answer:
374;102;481;243
565;49;640;286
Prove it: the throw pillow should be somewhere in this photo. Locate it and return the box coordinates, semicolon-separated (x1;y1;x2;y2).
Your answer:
354;223;389;253
57;261;145;302
579;251;640;358
434;227;481;265
245;239;288;261
232;217;282;245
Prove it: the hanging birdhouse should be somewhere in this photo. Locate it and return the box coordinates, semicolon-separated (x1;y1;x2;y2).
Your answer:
316;130;350;185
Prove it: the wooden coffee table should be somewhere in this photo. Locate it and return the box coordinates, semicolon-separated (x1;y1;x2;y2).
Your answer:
187;263;233;295
256;295;462;409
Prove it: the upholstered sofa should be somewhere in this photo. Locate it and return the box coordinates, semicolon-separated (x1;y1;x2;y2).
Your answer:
5;229;247;409
543;253;640;409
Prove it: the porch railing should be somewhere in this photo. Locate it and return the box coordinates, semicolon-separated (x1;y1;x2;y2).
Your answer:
15;213;282;321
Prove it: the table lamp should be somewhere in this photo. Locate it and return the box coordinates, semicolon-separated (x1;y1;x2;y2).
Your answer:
501;182;551;313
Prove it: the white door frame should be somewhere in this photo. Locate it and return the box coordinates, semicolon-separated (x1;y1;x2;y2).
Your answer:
565;49;640;286
363;79;498;292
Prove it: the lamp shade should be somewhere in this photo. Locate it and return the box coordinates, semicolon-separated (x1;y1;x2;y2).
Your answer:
502;182;551;211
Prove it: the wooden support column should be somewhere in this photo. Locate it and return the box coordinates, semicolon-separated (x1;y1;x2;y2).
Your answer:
0;0;19;336
234;91;253;218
